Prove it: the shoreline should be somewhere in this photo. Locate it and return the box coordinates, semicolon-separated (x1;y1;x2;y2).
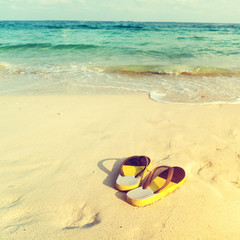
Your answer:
2;92;240;105
1;94;240;240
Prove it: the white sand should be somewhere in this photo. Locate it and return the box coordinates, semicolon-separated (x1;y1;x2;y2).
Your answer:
0;95;240;240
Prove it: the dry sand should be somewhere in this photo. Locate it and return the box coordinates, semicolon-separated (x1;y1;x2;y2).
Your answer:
0;94;240;240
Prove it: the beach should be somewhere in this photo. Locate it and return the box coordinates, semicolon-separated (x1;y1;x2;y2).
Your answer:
1;94;240;240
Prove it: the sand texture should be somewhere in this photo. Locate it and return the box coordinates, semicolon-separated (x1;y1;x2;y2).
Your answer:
0;95;240;240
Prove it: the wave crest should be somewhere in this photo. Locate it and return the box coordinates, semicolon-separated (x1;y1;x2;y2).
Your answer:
0;43;99;51
104;65;240;77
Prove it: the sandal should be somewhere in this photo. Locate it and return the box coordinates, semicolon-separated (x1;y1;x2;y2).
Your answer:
126;165;186;206
116;156;151;191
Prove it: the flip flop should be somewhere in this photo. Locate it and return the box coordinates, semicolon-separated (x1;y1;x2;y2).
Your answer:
126;165;186;206
116;156;151;191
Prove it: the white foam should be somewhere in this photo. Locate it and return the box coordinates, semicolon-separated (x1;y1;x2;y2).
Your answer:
1;61;240;106
149;91;166;101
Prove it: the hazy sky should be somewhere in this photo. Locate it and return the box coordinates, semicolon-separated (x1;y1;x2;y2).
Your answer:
0;0;240;23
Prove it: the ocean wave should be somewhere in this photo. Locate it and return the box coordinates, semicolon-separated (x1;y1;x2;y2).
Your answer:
0;62;97;75
0;43;196;59
1;61;240;104
103;65;240;77
0;43;99;51
45;23;102;30
0;21;144;31
51;44;99;50
0;43;51;50
2;62;239;78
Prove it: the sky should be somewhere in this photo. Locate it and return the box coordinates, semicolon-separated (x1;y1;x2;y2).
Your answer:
0;0;240;23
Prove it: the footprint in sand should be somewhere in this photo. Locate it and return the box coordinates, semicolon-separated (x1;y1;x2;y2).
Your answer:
2;210;36;234
62;204;101;230
197;161;217;182
0;195;22;210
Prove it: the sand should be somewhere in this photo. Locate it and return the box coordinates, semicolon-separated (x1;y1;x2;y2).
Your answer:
0;94;240;240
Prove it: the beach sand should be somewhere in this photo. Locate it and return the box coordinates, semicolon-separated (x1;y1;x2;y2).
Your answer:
0;94;240;240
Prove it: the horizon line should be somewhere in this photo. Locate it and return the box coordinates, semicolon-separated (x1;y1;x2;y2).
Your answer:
0;20;240;24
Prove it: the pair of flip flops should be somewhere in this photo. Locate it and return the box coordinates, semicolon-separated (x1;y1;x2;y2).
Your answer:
116;155;186;207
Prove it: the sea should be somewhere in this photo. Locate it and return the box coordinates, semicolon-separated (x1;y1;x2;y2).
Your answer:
0;21;240;104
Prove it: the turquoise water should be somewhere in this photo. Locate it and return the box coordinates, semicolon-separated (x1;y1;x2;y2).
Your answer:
0;21;240;103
